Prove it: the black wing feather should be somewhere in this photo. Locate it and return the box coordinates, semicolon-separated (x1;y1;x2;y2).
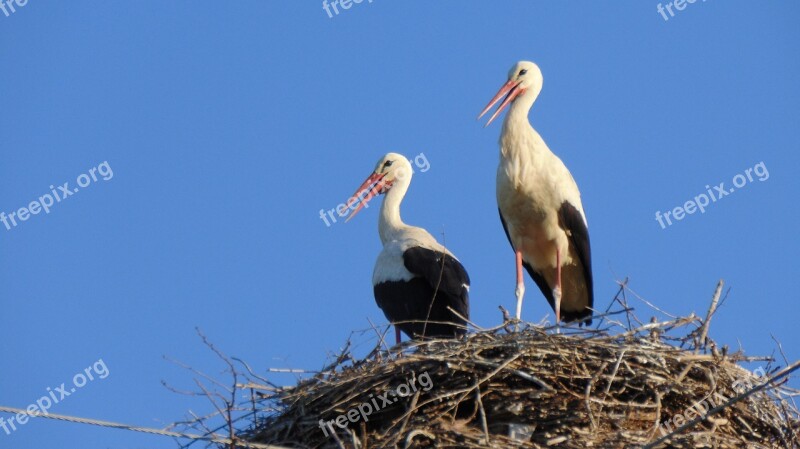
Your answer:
499;207;593;325
557;201;594;323
402;246;470;326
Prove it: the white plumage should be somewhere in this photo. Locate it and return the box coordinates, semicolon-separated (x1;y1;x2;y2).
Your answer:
480;61;593;325
347;153;471;343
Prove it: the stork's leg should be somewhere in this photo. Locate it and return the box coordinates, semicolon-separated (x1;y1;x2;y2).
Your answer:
395;326;401;345
515;250;525;320
553;249;563;324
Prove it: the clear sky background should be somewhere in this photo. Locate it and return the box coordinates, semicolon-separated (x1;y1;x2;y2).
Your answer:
1;2;798;447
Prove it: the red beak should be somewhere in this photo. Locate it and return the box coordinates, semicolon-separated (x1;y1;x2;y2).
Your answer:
478;79;525;127
344;172;386;222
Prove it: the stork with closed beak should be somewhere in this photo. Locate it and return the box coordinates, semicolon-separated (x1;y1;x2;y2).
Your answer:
479;61;593;325
346;153;470;343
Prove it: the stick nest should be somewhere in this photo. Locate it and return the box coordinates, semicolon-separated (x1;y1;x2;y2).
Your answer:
245;315;799;449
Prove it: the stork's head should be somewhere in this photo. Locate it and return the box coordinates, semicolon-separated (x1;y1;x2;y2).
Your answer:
345;153;413;222
478;61;543;127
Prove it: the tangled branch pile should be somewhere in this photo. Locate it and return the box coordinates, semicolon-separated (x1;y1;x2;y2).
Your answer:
245;313;799;449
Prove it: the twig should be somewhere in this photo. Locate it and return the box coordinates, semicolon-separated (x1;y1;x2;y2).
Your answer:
475;385;490;445
643;359;800;448
695;279;723;352
0;406;285;449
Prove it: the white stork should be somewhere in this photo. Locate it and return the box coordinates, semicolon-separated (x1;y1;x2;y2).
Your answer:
346;153;470;343
478;61;593;325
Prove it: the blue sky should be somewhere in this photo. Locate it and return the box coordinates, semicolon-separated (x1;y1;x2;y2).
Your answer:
1;1;798;447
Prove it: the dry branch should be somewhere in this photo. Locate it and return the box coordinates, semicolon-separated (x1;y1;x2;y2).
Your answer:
242;319;798;448
174;284;799;449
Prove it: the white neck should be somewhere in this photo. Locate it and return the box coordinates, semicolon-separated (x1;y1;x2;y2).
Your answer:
378;173;411;244
502;88;538;133
500;87;551;162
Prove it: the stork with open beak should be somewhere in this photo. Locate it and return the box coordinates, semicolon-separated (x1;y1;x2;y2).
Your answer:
478;61;593;325
346;153;470;343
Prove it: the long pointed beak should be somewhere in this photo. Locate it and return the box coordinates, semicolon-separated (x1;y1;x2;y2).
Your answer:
344;172;386;222
478;79;525;127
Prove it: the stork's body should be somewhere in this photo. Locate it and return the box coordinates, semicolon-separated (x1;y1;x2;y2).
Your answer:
480;61;593;324
347;153;470;342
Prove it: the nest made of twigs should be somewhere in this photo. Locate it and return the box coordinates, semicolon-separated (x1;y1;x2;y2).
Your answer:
246;315;799;449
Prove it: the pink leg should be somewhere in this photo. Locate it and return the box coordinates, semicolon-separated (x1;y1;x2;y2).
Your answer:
554;249;562;323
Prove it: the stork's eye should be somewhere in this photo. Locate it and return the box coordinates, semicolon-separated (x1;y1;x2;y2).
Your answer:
519;69;528;76
383;160;394;169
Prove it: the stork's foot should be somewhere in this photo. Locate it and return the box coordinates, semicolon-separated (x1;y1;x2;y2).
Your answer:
506;318;522;333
